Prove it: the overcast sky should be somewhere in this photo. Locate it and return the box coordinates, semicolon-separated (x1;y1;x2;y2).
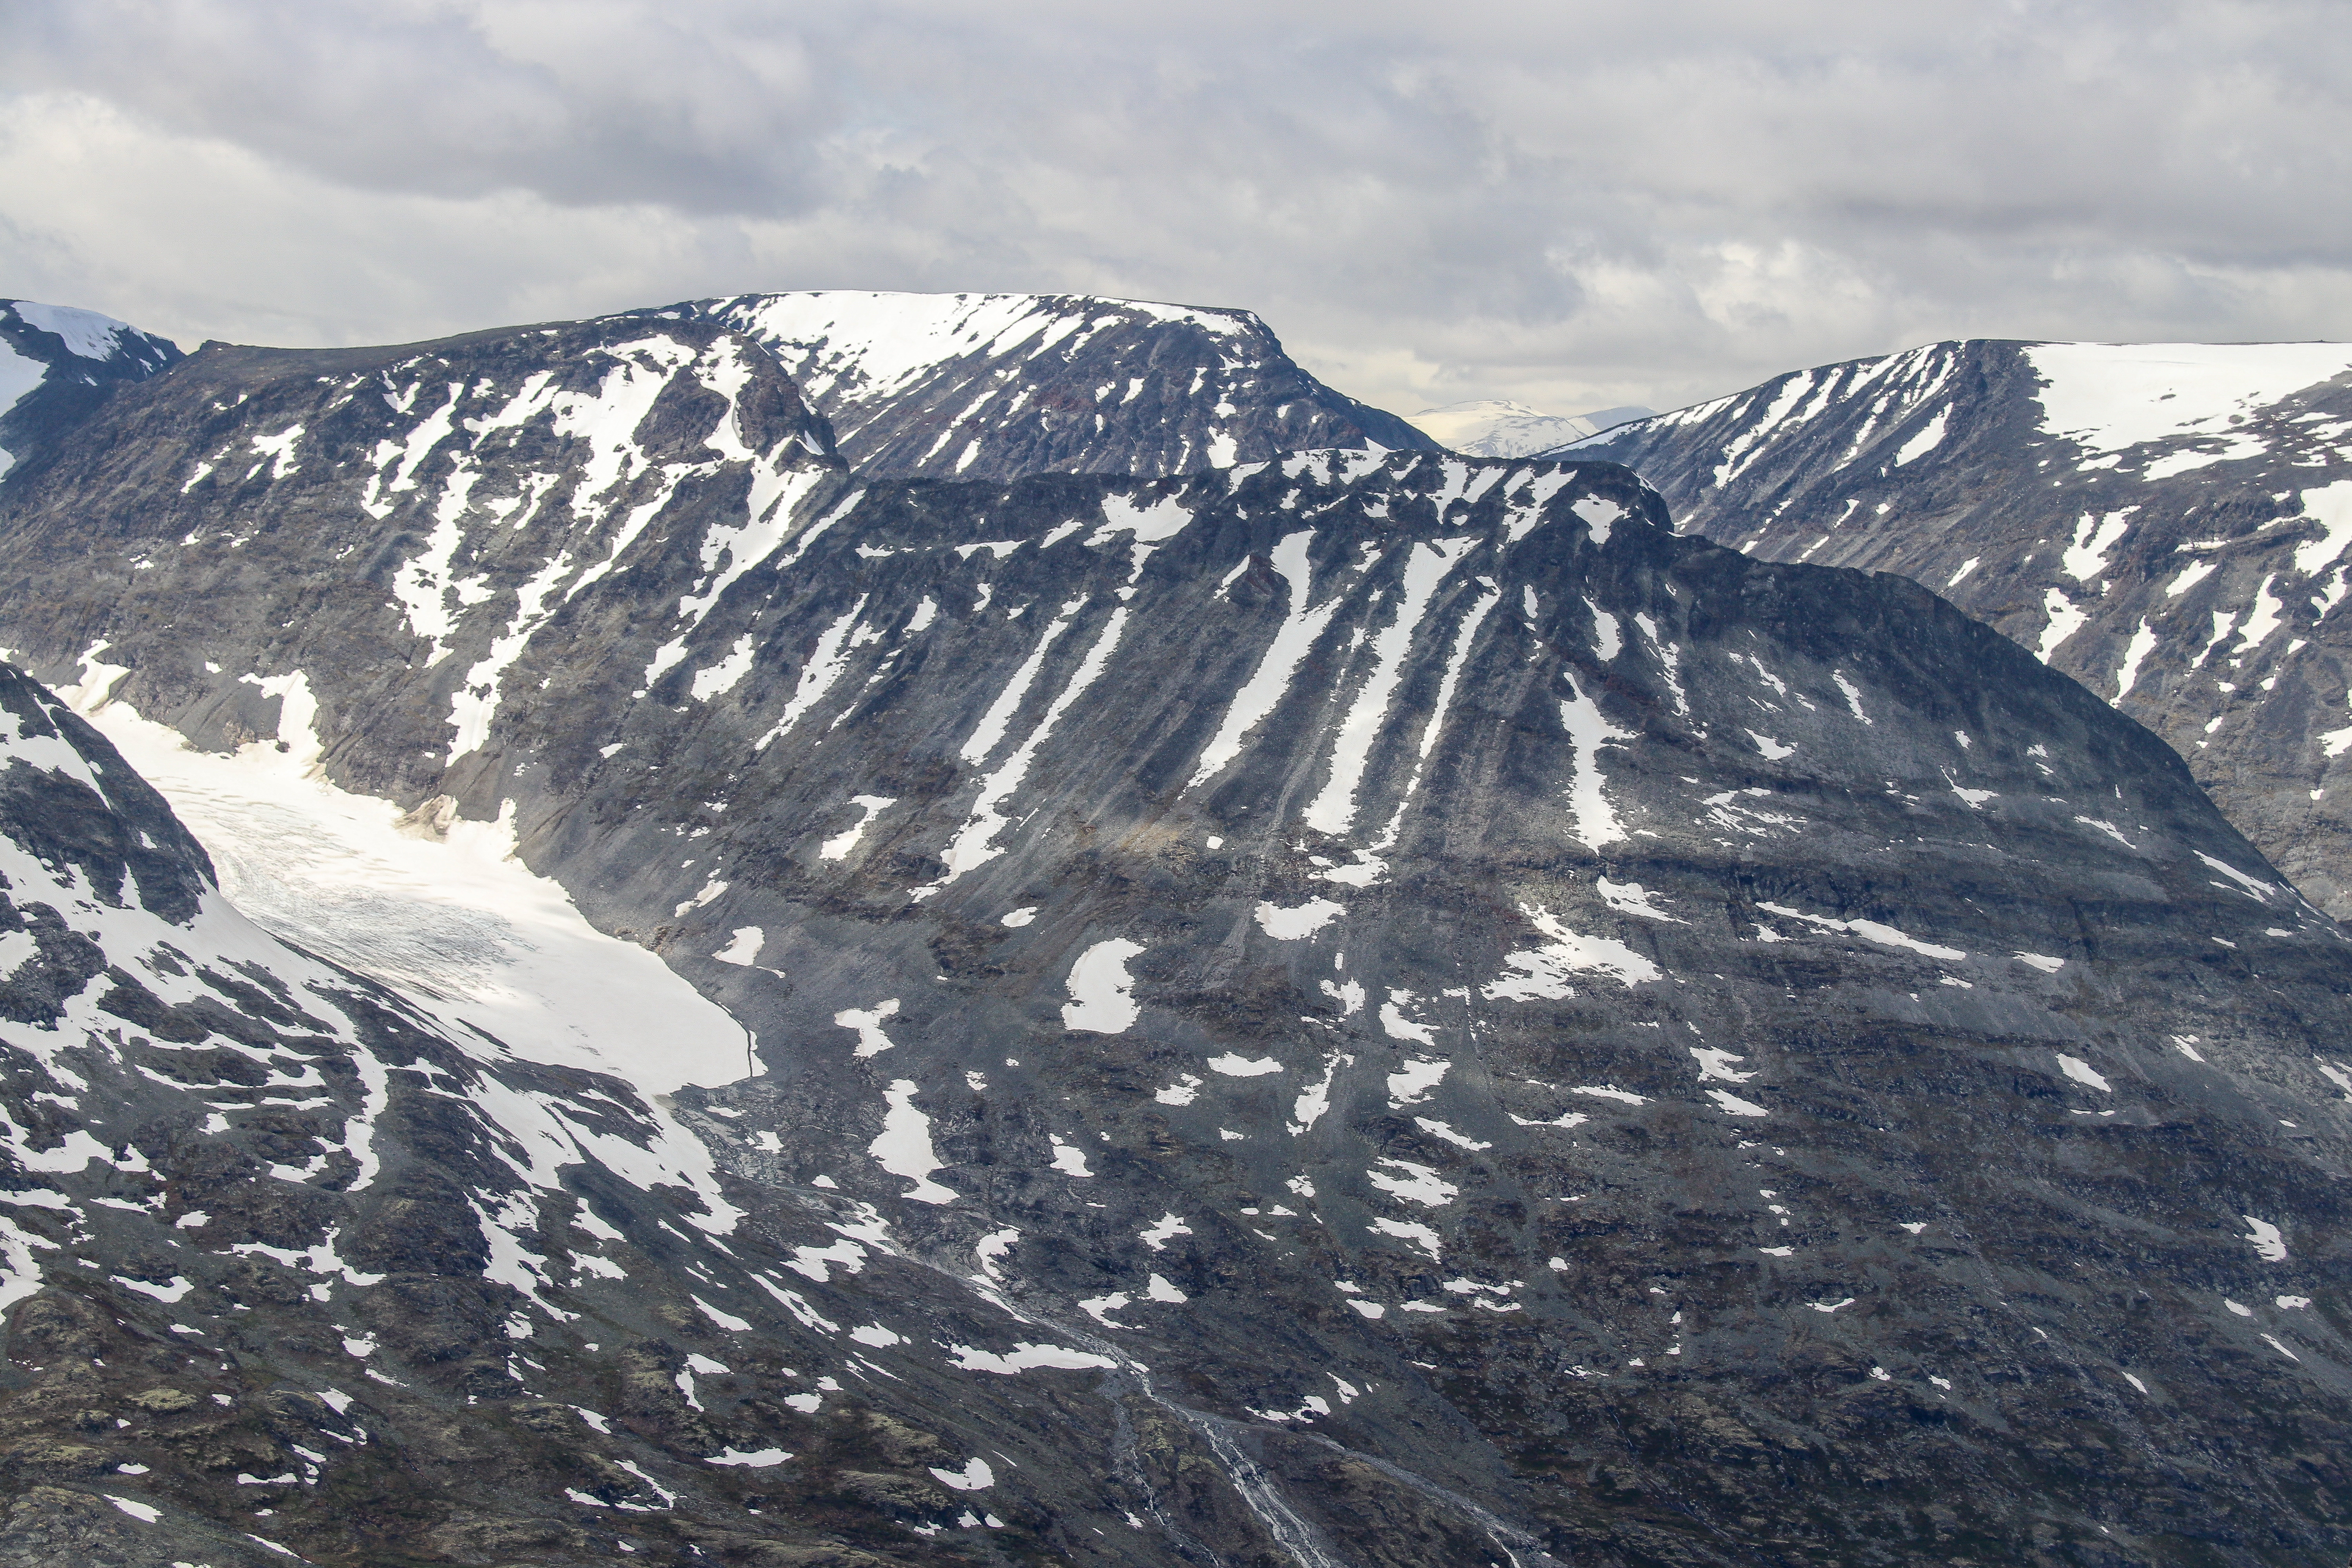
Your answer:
4;1;2349;418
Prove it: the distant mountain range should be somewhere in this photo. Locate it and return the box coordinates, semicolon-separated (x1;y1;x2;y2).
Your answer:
1405;398;1653;457
0;294;2346;1565
1563;339;2352;916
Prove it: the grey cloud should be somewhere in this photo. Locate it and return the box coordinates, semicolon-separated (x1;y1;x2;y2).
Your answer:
3;0;2348;417
1;0;839;211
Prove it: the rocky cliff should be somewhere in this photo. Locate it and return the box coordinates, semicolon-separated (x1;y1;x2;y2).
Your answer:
1561;339;2352;918
0;307;2346;1564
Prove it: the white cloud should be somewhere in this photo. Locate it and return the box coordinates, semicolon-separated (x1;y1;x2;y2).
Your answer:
6;1;2351;417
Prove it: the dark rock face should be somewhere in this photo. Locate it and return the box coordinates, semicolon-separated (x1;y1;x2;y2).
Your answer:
703;291;1437;480
0;310;2348;1564
1560;339;2352;918
0;659;1113;1566
0;300;183;485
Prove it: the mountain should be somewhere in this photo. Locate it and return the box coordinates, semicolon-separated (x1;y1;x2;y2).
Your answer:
701;291;1437;481
1407;400;1654;458
0;303;2349;1563
0;656;1133;1567
1559;340;2352;918
0;300;183;481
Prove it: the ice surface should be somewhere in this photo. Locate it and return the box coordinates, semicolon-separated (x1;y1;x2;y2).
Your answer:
1062;938;1145;1033
64;672;752;1096
1484;904;1662;999
1254;898;1345;939
1188;531;1341;789
2291;481;2352;577
2027;342;2352;457
835;1001;901;1058
0;340;44;430
1303;539;1471;835
1386;1056;1450;1107
2055;1054;2112;1092
870;1081;954;1203
1208;1054;1282;1077
1557;676;1633;849
11;300;131;359
818;795;896;861
1367;1158;1458;1207
949;1342;1116;1374
1755;900;1965;962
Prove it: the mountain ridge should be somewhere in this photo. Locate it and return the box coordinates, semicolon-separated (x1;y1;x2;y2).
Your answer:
0;299;2347;1563
701;290;1436;481
1559;336;2352;917
0;298;183;483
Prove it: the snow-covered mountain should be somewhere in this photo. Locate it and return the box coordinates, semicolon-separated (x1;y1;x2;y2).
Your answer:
1563;339;2352;918
703;290;1437;480
1;302;2349;1562
1406;399;1653;457
0;299;182;480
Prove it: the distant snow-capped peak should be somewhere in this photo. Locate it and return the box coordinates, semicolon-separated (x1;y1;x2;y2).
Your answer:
1406;398;1653;457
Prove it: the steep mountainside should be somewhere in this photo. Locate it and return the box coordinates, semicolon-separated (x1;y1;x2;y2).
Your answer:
0;309;2349;1564
0;657;1152;1568
0;300;183;481
1407;400;1652;458
703;291;1436;481
1560;340;2352;917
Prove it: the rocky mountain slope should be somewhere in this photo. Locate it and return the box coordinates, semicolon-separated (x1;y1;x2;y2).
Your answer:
1406;400;1652;458
702;291;1435;481
0;300;183;481
1559;340;2352;918
0;305;2348;1563
0;656;1160;1568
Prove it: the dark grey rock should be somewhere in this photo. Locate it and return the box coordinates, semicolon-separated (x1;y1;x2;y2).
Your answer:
0;309;2346;1564
1561;339;2352;918
702;290;1437;480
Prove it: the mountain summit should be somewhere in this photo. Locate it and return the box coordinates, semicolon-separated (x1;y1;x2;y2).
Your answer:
703;291;1436;481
